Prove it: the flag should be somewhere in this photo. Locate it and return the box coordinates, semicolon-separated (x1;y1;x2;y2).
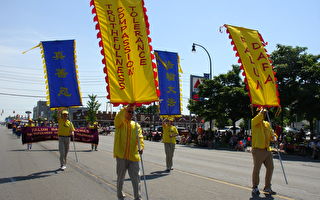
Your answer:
224;24;280;107
155;50;182;118
90;0;159;106
40;40;82;108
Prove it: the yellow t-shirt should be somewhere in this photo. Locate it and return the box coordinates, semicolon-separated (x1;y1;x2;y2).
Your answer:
25;123;34;127
251;112;276;151
162;124;178;144
58;119;75;136
113;108;144;162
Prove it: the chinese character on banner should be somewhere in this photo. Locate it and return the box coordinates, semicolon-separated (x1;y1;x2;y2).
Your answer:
155;50;182;118
40;40;82;108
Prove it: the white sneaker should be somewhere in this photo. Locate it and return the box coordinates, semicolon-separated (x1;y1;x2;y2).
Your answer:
61;165;67;170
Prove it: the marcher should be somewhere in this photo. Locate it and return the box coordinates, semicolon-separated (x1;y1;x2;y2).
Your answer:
25;119;34;150
88;122;99;151
251;108;278;195
57;109;75;170
114;105;144;200
162;119;178;172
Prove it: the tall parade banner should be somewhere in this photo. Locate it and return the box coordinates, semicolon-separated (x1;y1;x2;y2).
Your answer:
90;1;158;198
224;24;280;107
155;50;182;119
90;0;159;106
41;40;82;108
224;24;287;184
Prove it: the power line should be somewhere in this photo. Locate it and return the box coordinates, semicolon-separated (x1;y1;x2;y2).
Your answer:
0;78;106;85
0;64;104;73
0;87;107;94
0;92;106;99
0;92;45;98
0;63;199;76
0;92;191;100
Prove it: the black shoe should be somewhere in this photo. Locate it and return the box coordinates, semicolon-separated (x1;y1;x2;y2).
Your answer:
263;188;276;195
252;187;260;195
165;169;170;172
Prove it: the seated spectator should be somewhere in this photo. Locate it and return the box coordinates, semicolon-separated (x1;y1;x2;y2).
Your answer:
180;135;187;145
235;140;245;151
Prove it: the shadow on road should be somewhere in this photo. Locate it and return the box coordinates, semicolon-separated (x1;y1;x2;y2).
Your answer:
144;170;170;180
10;149;59;152
274;153;320;163
0;169;60;184
10;149;93;153
249;193;275;200
124;170;169;182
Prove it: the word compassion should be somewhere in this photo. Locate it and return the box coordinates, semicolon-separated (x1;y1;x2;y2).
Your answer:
105;4;148;90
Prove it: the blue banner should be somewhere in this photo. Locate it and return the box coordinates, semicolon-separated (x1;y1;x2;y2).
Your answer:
41;40;82;108
155;50;181;116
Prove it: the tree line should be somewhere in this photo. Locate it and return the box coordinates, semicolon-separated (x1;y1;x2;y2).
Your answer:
188;44;320;139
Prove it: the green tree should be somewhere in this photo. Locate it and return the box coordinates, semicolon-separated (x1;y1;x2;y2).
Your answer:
271;45;320;138
135;104;158;114
85;94;101;125
52;111;58;123
135;104;159;130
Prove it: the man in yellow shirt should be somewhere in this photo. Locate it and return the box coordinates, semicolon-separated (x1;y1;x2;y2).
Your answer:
162;119;178;172
25;119;34;150
57;109;75;170
88;122;99;151
251;108;277;195
114;105;144;200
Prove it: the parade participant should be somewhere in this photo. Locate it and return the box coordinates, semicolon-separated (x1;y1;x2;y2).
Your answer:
88;122;99;151
25;119;34;150
251;108;277;195
162;119;178;172
114;105;144;200
57;109;75;170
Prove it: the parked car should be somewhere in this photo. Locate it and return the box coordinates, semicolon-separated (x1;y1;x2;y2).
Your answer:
226;126;241;134
284;127;299;134
176;126;189;136
109;126;115;132
150;126;162;141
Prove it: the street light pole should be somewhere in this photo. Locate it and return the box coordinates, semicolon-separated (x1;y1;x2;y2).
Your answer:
192;43;214;132
25;111;31;120
192;43;213;79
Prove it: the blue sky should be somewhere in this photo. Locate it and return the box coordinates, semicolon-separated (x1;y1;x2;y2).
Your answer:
0;0;319;121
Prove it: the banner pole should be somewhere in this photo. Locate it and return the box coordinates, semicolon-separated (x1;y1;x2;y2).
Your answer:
266;111;288;184
72;136;79;162
134;112;149;200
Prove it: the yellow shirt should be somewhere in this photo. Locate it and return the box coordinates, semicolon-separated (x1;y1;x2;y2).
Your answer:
251;112;276;151
162;124;178;144
113;108;144;162
58;119;75;136
25;123;34;127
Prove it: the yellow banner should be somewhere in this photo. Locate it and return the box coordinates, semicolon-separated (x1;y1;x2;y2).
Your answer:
225;25;280;107
91;0;159;105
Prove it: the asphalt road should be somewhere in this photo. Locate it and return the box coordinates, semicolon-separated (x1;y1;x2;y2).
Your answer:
0;126;319;200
